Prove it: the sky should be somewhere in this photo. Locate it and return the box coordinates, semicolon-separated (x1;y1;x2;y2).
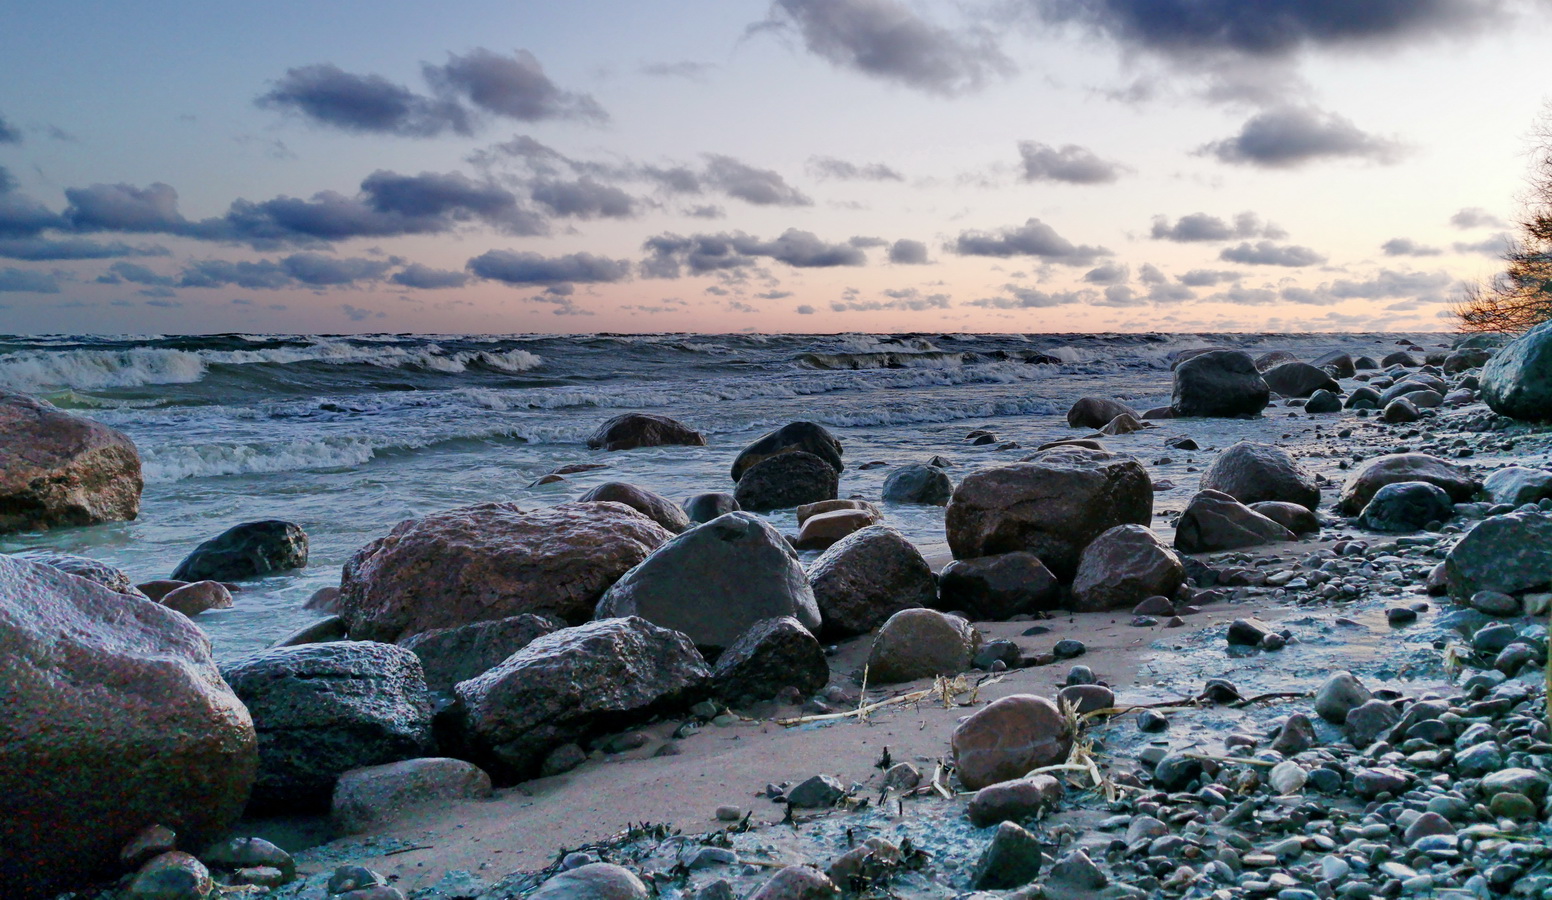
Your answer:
1;0;1550;335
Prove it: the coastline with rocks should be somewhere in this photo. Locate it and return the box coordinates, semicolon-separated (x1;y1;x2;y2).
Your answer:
4;330;1552;900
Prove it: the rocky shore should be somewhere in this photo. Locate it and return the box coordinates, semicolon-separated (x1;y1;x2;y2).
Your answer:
4;331;1552;900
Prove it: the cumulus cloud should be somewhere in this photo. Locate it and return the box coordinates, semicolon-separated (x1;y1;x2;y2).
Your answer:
796;304;816;314
1138;263;1167;283
1280;269;1454;305
642;228;866;278
808;156;904;181
760;0;1011;96
0;114;20;144
64;183;186;233
0;268;62;293
1450;207;1508;229
0;237;165;261
176;253;391;289
179;259;292;290
528;177;637;219
968;285;1089;308
102;261;174;286
1017;141;1125;184
951;218;1110;265
1200;107;1402;168
888;239;929;264
1454;232;1514;257
390;263;469;289
1150;211;1284;242
282;253;393;286
1178;268;1243;287
0;172;64;238
1083;261;1129;284
341;304;386;321
424;48;606;123
1382;237;1442;257
1219;240;1326;266
467;249;632;286
703;155;811;206
832;287;951;311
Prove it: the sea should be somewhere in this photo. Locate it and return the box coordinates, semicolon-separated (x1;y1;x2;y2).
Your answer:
0;331;1446;659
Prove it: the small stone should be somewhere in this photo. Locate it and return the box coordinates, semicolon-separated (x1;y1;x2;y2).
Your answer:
1047;849;1108;892
966;774;1064;828
1052;639;1085;659
787;774;846;808
882;762;921;790
971;821;1044;890
120;824;177;869
329;866;387;895
201;836;296;882
1315;672;1372;724
1402;812;1454;846
1271;713;1316;756
716;805;744;822
1467;590;1521;616
1345;699;1401;748
126;852;212;900
1138;709;1169;732
1270;761;1307;794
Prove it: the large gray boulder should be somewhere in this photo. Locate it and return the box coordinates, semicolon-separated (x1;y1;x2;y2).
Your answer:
1484;466;1552;507
454;617;709;780
0;390;143;535
1482;321;1552;420
1444;512;1552;600
882;464;952;505
1067;397;1138;429
731;421;843;482
1171;350;1270;418
866;609;980;684
1070;525;1184;612
0;555;257;900
945;447;1152;581
1260;362;1339;398
398;614;560;692
1200;442;1320;511
1174;490;1296;554
1359;482;1453;533
734;451;839;512
220;642;433;810
807;525;936;638
596;512;820;651
937;552;1061;619
172;520;308;582
579;482;691;533
586;413;706;452
1337;454;1478;515
712;616;829;705
338;502;672;642
9;549;143;596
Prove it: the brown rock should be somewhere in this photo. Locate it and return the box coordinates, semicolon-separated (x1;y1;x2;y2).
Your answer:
795;498;880;525
331;758;493;835
579;482;691;533
1200;441;1321;510
0;390;142;534
532;863;652;900
137;579;188;602
126;851;211;900
952;694;1072;790
120;824;177;869
966;774;1065;827
338;501;672;642
1066;398;1138;429
866;608;980;684
1249;501;1320;535
161;580;233;617
1337;453;1478;515
0;554;257;900
1099;413;1146;435
586;413;706;452
808;526;936;637
794;508;879;550
731;422;843;482
304;586;341;612
1174;490;1296;554
747;866;839;900
946;447;1153;581
1070;524;1184;612
937;552;1061;619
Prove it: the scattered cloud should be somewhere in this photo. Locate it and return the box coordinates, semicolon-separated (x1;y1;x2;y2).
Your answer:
390;263;469;289
832;287;951;311
888;238;929;264
703;155;811;206
1450;206;1508;229
796;304;816;314
1454;232;1514;257
1017;141;1125;184
1082;261;1129;284
1177;268;1243;287
341;303;386;321
0;113;20;144
968;285;1089;308
1150;211;1285;242
639;60;716;80
0;268;62;293
424;48;607;123
529;177;637;219
468;249;632;287
642;228;866;277
951;217;1111;265
1200;107;1402;168
1219;240;1326;267
1381;237;1442;257
808;156;904;181
0;237;166;261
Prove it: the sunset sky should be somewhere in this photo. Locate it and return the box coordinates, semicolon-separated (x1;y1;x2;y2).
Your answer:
1;0;1549;334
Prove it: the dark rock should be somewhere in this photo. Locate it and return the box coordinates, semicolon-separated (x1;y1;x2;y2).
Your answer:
734;451;839;512
579;482;691;533
1383;351;1419;367
712;617;828;705
1262;361;1340;398
399;614;560;692
1380;398;1420;424
0;555;257;900
1359;481;1453;533
1070;524;1184;612
1254;350;1301;372
1174;490;1296;553
866;609;979;684
172;520;308;582
808;525;935;638
683;492;740;525
1249;501;1320;535
597;512;819;651
1483;466;1552;506
952;694;1072;790
1227;618;1275;646
1444;348;1493;374
1337;454;1477;515
1171;350;1270;418
731;422;843;482
1313;351;1357;378
1481;320;1552;420
971;822;1044;890
1271;713;1317;756
1345;386;1383;410
967;775;1064;827
0;390;143;534
270;615;349;648
1304;390;1342;414
587;413;706;452
787;774;846;808
1200;441;1320;510
1067;397;1139;429
202;836;295;881
161;580;233;617
220;642;432;810
1315;672;1372;724
454;617;709;781
1056;683;1115;714
1444;511;1552;599
1345;699;1401;748
881;464;952;505
937;552;1061;619
1153;754;1202;791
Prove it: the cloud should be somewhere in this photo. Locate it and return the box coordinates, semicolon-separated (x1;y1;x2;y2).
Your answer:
1138;263;1167;283
0;114;20;144
685;204;724;219
832;288;951;311
256;64;471;137
1454;232;1514;257
179;259;292;290
807;156;904;181
703;155;811;206
422;48;606;123
1177;268;1243;287
1083;261;1129;284
467;249;632;286
640;61;716;79
1450;206;1508;229
1017;141;1125;184
796;304;816;314
144;297;182;308
0;237;166;260
341;304;386;321
175;253;390;289
0;268;61;293
968;285;1089;309
528;177;637;219
761;0;1011;96
63;183;186;233
390;263;469;289
1381;237;1442;257
282;253;393;286
104;261;174;286
1150;210;1284;242
1219;240;1326;266
888;238;929;264
1279;269;1455;306
1200;107;1402;168
642;228;866;277
951;217;1110;265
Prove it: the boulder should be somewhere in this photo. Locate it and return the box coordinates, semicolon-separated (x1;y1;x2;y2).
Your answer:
454;617;709;780
1484;466;1552;507
1261;362;1339;398
1444;512;1552;600
1249;501;1320;535
966;774;1065;828
951;694;1072;791
1199;441;1320;511
683;492;739;524
731;422;843;482
1170;350;1270;418
794;508;879;550
220;642;433;810
532;863;651;900
1337;454;1477;515
172;520;308;582
747;866;838;900
579;482;691;533
1066;398;1138;429
0;554;257;900
1314;671;1372;724
1313;351;1357;378
712;616;829;705
945;447;1153;581
331;758;492;835
1304;390;1341;414
734;452;839;512
596;512;820;651
10;549;141;595
1444;348;1493;374
881;464;952;505
161;580;234;617
338;502;671;642
1359;482;1453;533
866;609;979;684
808;526;937;638
1482;323;1552;420
1254;350;1301;372
586;413;706;452
796;498;881;524
937;553;1061;619
1383;351;1419;368
0;390;143;534
1380;398;1421;424
1099;413;1145;435
1174;490;1296;554
271;615;348;648
1070;525;1184;612
1345;386;1382;410
398;614;560;692
1380;377;1447;404
1354;356;1379;370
